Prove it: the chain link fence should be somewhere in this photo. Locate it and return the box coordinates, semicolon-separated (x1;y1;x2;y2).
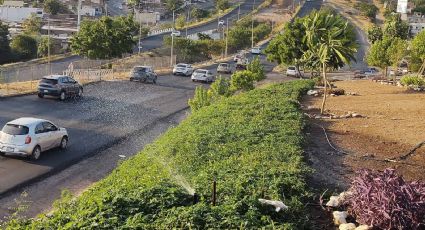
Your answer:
0;55;176;96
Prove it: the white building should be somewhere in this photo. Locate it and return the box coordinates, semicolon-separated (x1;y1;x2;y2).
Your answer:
2;0;25;7
408;12;425;36
0;6;43;23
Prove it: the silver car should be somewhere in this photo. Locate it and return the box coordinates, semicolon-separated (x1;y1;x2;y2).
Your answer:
0;118;68;160
191;69;215;83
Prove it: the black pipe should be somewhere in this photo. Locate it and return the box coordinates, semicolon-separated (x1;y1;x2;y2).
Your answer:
212;180;217;206
193;193;199;204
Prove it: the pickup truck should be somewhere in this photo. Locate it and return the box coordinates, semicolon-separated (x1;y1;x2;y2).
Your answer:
354;68;379;79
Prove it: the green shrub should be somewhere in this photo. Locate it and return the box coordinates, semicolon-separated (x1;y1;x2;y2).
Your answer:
247;56;266;81
355;2;378;20
3;80;315;229
400;75;425;87
230;70;255;91
188;86;211;112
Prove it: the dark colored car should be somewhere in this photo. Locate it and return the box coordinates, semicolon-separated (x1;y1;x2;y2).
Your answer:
38;75;83;101
129;66;157;84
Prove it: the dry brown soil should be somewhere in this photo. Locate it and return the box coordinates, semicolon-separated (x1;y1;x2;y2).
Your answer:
303;80;425;183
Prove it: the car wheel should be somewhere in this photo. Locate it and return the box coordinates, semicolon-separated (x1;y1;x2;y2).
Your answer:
130;78;134;81
78;88;83;97
59;91;66;101
0;152;5;157
31;146;41;160
60;136;68;150
153;77;157;84
38;93;44;98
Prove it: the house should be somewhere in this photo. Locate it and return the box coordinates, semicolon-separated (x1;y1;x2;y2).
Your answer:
408;12;425;36
0;6;43;23
1;0;25;7
134;11;160;24
59;0;105;16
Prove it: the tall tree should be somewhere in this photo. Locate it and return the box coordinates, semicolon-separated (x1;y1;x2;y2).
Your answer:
383;13;409;39
44;0;66;15
165;0;183;12
0;21;12;64
366;37;392;77
215;0;229;12
367;25;383;43
265;17;308;75
70;16;135;59
22;14;42;35
303;10;357;113
10;34;38;59
411;30;425;62
37;36;54;57
387;37;408;82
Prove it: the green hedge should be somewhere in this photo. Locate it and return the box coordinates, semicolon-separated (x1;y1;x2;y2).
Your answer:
4;80;314;229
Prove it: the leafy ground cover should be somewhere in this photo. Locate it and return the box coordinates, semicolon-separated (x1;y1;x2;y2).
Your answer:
3;80;314;229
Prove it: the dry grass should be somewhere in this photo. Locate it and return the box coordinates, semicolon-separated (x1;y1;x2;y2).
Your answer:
324;0;374;30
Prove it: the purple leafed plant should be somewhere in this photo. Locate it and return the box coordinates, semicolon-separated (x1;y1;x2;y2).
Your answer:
346;168;425;229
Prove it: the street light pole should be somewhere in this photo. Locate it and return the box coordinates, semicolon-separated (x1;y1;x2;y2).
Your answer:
138;15;142;54
238;4;240;20
170;34;174;67
251;0;255;48
47;16;51;74
225;18;229;57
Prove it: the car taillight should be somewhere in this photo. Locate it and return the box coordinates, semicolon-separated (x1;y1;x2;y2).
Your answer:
25;136;31;144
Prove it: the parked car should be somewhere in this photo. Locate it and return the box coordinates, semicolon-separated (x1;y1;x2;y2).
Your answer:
286;66;303;77
217;63;232;74
173;63;194;76
218;20;225;26
233;54;243;62
130;66;157;84
354;67;379;79
191;69;215;83
251;47;261;55
0;118;68;160
171;30;181;37
235;58;249;71
38;75;83;101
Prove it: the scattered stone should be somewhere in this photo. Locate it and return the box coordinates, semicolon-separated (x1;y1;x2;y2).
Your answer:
258;199;289;212
333;211;348;225
355;225;371;230
307;90;319;96
339;223;356;230
326;196;341;207
346;92;358;96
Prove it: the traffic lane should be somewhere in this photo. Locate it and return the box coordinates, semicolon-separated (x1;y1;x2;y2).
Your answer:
139;0;264;52
297;0;322;18
0;79;195;194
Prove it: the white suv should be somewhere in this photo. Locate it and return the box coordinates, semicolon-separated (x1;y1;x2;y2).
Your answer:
286;66;303;77
0;118;68;160
173;63;194;76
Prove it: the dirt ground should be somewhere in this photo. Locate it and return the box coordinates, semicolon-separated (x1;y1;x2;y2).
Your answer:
303;80;425;184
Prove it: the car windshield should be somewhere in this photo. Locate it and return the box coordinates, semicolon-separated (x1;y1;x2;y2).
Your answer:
177;64;186;68
219;64;228;67
40;78;58;85
288;67;296;70
195;70;207;74
133;67;147;72
2;124;29;135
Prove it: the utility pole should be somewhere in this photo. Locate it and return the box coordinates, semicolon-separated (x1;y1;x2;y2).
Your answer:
225;18;229;57
251;0;255;48
77;0;81;31
172;10;175;29
238;4;240;20
138;15;142;54
170;34;174;67
47;16;51;75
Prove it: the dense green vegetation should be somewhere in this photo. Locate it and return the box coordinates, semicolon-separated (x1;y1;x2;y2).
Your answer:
4;80;314;229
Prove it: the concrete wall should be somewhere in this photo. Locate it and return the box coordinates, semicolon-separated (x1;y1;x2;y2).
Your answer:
0;6;43;23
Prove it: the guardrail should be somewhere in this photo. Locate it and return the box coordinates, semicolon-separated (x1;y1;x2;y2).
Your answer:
147;28;173;37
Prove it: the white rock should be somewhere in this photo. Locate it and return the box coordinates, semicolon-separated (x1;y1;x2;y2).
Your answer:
307;90;319;96
339;223;356;230
333;211;348;225
326;196;341;207
355;225;371;230
258;199;289;212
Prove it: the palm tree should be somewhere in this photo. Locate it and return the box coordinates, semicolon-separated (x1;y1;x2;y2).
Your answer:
303;10;358;114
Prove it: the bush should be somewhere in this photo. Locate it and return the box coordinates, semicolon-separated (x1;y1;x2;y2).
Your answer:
400;75;425;87
247;56;266;81
355;2;378;20
3;80;315;229
230;70;255;91
347;168;425;229
10;34;37;59
188;86;211;112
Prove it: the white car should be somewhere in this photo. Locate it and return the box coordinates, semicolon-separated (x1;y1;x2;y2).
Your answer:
251;47;261;55
191;69;215;83
171;30;181;37
173;63;194;76
286;66;303;77
217;63;232;74
0;118;68;160
118;4;123;9
218;20;225;26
